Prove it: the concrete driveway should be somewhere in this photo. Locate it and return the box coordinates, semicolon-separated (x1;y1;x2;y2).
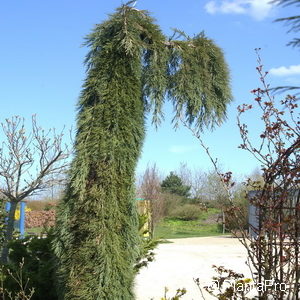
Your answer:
134;236;252;300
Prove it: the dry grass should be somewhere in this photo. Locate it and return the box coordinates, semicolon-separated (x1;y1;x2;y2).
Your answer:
26;199;58;211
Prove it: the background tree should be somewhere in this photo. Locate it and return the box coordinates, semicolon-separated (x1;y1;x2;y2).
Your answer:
137;163;164;233
177;162;194;190
0;116;68;264
53;2;232;299
161;171;191;198
179;163;251;230
197;170;227;205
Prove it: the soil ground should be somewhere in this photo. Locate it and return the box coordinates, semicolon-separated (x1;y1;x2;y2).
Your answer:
134;236;253;300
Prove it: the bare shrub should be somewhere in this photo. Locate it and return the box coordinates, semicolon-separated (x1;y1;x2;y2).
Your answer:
137;164;165;233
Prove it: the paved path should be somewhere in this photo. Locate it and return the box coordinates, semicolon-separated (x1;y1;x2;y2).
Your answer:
134;236;252;300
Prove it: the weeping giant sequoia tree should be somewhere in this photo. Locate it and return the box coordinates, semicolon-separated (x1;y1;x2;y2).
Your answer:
53;2;232;299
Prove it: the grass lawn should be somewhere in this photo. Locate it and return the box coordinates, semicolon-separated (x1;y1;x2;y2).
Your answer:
25;209;224;239
154;208;224;239
25;227;44;235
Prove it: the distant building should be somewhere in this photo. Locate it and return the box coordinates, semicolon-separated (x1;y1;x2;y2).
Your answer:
248;190;300;239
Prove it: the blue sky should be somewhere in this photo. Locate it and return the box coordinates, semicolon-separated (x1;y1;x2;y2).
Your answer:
0;0;299;179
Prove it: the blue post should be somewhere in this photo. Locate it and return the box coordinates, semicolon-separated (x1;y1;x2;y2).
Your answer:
4;201;26;238
5;201;10;212
20;201;26;238
4;202;10;225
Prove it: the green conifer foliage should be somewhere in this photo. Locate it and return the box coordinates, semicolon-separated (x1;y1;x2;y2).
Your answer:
53;3;232;299
161;172;191;197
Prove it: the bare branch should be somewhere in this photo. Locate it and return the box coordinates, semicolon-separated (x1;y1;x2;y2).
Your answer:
0;116;70;202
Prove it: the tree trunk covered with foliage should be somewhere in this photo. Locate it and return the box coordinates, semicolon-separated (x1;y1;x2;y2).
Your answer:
53;3;232;299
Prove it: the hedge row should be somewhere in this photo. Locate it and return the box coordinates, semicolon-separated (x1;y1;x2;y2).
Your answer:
25;210;55;229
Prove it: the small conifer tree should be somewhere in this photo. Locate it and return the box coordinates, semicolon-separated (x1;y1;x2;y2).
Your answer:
161;172;191;197
53;2;232;299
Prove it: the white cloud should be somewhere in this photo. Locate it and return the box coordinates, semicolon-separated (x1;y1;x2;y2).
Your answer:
250;0;274;20
204;0;274;21
205;1;218;14
219;1;247;14
269;65;300;76
169;145;197;154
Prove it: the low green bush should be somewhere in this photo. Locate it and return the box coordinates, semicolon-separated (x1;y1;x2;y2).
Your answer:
169;204;203;221
1;259;35;299
3;229;58;300
3;216;158;299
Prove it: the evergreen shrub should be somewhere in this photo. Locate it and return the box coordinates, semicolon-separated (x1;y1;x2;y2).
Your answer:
3;230;58;300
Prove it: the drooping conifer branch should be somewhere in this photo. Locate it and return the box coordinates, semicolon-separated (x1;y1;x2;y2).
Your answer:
53;4;232;299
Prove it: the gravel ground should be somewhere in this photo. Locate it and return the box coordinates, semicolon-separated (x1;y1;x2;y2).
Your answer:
134;236;253;300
